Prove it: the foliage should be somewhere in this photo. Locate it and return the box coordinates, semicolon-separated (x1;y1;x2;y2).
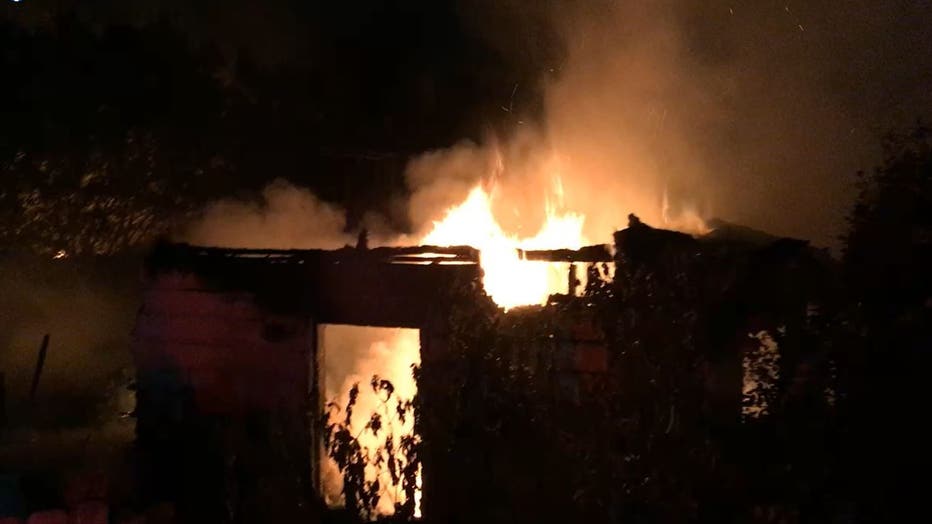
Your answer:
414;239;848;523
0;132;232;255
843;123;932;305
322;374;421;521
0;15;229;255
742;329;782;420
834;123;932;520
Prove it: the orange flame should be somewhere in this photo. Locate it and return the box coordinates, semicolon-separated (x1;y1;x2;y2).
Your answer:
421;176;589;309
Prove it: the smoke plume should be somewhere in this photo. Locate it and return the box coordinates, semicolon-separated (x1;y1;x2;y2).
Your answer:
407;0;932;248
181;179;355;249
181;1;932;250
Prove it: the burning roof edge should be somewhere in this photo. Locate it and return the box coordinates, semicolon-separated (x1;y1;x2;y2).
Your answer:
145;241;615;273
145;214;821;277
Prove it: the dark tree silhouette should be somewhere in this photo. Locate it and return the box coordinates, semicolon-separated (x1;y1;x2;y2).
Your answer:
0;15;228;255
838;123;932;521
844;124;932;306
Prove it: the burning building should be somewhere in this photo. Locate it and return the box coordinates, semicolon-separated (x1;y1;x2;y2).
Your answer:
131;214;832;522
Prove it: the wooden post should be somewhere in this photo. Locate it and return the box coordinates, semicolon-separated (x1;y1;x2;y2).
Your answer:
29;334;50;402
568;264;580;296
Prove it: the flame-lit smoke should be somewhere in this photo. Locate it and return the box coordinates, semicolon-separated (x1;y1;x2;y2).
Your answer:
457;0;919;248
182;179;354;249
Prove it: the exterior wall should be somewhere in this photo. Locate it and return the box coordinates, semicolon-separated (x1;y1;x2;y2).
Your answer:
131;251;482;522
132;270;315;522
134;271;310;415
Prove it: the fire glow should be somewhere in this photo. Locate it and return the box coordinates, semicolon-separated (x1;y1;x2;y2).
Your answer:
321;175;590;519
421;177;589;309
324;165;707;519
320;326;422;518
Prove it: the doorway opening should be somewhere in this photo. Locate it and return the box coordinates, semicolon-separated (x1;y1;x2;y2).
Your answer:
316;324;422;519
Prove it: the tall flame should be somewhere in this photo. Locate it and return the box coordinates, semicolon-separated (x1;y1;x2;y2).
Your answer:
421;177;588;309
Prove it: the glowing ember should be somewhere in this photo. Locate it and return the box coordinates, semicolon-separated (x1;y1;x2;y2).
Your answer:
421;179;588;309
